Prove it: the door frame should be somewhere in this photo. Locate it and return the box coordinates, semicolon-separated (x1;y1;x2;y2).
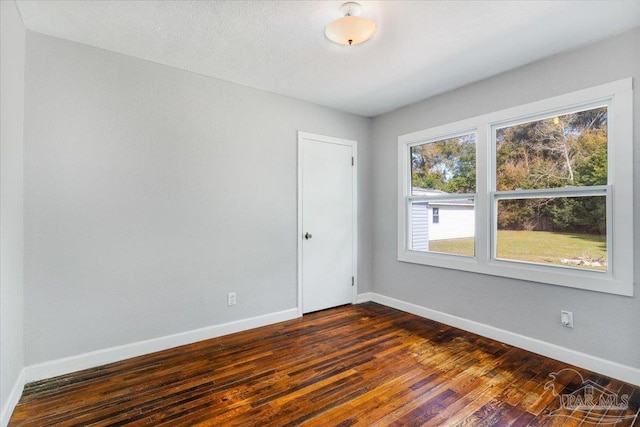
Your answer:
297;131;358;317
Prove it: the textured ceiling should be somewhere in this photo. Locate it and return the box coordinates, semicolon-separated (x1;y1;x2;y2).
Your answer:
15;0;640;117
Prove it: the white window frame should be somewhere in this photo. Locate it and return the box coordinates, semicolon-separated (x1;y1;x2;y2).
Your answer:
398;79;633;296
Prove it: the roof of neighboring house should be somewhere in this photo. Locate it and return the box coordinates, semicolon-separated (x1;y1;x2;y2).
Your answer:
411;188;475;207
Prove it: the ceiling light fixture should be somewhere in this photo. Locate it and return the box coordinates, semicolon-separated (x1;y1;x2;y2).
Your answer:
325;2;376;46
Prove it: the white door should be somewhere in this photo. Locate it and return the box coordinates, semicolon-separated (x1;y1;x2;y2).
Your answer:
298;132;356;314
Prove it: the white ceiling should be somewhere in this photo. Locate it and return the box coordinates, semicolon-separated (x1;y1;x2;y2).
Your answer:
15;0;640;117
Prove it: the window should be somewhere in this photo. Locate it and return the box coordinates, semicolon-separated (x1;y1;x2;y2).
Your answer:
493;105;609;272
408;133;476;257
398;79;633;296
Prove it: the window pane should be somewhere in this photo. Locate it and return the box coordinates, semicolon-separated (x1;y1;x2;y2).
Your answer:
411;134;476;195
411;198;475;257
496;196;606;271
496;106;607;191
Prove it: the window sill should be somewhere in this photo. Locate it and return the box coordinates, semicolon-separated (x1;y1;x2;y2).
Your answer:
398;250;633;297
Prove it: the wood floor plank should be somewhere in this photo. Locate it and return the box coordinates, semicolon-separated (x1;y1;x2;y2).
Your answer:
9;303;639;426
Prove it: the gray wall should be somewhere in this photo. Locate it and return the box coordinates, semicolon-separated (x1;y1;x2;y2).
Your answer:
1;0;25;414
371;28;640;368
24;32;372;365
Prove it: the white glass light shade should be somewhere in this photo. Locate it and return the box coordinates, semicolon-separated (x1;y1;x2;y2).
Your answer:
325;15;376;46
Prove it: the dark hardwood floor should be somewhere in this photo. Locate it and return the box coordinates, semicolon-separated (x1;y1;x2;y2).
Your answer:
9;303;640;426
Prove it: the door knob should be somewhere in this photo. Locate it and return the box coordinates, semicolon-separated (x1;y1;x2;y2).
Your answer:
304;232;312;240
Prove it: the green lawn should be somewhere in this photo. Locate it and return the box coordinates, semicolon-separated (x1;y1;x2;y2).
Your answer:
428;230;607;271
429;237;475;257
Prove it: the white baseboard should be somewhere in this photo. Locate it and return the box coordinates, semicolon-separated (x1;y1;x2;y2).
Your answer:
25;308;299;383
1;368;25;427
357;292;373;303
16;294;640;409
370;293;640;387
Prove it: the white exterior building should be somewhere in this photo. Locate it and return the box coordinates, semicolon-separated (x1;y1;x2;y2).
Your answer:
411;189;474;251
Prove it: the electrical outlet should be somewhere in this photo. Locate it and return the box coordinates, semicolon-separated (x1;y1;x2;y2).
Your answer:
227;292;236;306
560;310;573;328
